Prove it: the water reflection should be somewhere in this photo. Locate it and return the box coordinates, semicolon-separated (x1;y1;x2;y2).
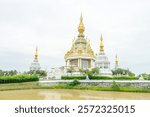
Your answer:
0;89;150;100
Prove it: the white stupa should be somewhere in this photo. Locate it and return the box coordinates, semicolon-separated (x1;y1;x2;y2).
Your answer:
95;35;112;76
30;47;41;71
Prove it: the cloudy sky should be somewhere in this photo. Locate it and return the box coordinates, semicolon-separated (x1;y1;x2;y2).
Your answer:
0;0;150;74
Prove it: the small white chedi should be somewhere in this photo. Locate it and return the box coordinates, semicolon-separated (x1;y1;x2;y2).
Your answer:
95;35;112;76
30;47;41;71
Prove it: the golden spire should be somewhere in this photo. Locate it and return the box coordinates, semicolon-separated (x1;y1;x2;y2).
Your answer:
100;34;104;52
115;54;118;65
35;46;38;61
78;14;85;34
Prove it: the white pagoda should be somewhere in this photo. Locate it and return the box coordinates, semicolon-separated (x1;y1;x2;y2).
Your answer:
95;35;112;76
30;47;41;71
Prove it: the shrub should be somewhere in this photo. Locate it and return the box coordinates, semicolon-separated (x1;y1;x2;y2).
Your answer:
138;73;150;80
67;80;80;86
89;75;137;80
111;81;120;90
85;68;99;76
0;74;39;84
113;76;138;80
89;75;112;80
27;70;47;77
61;75;137;80
112;68;135;76
61;76;86;80
0;69;18;76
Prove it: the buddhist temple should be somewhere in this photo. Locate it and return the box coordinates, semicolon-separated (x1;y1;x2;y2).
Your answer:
47;15;119;79
64;15;95;73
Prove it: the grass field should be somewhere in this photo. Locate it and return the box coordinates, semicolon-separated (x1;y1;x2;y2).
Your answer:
0;81;150;93
0;82;38;91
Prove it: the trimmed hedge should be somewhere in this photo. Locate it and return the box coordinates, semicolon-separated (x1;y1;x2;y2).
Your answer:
113;76;138;80
89;75;111;80
61;75;138;80
89;75;138;80
61;76;86;80
0;74;39;84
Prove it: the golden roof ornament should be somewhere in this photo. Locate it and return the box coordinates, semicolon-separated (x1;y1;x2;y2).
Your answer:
86;39;94;55
100;34;104;52
78;14;85;34
64;14;95;59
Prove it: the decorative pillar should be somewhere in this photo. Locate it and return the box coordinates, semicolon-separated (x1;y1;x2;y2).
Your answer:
65;61;67;66
90;60;92;68
68;60;70;66
102;63;104;69
80;58;82;68
78;59;80;67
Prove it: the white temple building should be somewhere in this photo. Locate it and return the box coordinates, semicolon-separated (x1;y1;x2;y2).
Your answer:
47;67;65;79
30;47;41;71
46;15;119;79
64;15;95;73
95;35;112;76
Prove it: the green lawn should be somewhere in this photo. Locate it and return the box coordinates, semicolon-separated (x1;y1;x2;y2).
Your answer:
0;81;150;93
39;85;150;93
0;82;38;91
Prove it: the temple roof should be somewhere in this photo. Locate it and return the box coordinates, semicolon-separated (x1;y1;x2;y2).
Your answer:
64;15;94;60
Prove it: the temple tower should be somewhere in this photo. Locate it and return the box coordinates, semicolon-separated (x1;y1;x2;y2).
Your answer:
95;35;112;76
30;47;41;71
64;15;95;73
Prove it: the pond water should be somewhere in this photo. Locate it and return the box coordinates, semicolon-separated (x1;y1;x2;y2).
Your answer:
0;89;150;100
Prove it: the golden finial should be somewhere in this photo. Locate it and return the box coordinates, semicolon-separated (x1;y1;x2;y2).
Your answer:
100;34;104;52
115;54;118;65
78;14;85;34
35;46;38;61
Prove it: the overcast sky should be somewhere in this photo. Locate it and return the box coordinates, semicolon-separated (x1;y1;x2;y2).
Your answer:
0;0;150;75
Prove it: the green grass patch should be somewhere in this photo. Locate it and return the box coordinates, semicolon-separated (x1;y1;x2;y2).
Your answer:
0;74;39;84
0;81;150;93
38;84;150;93
0;82;39;91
